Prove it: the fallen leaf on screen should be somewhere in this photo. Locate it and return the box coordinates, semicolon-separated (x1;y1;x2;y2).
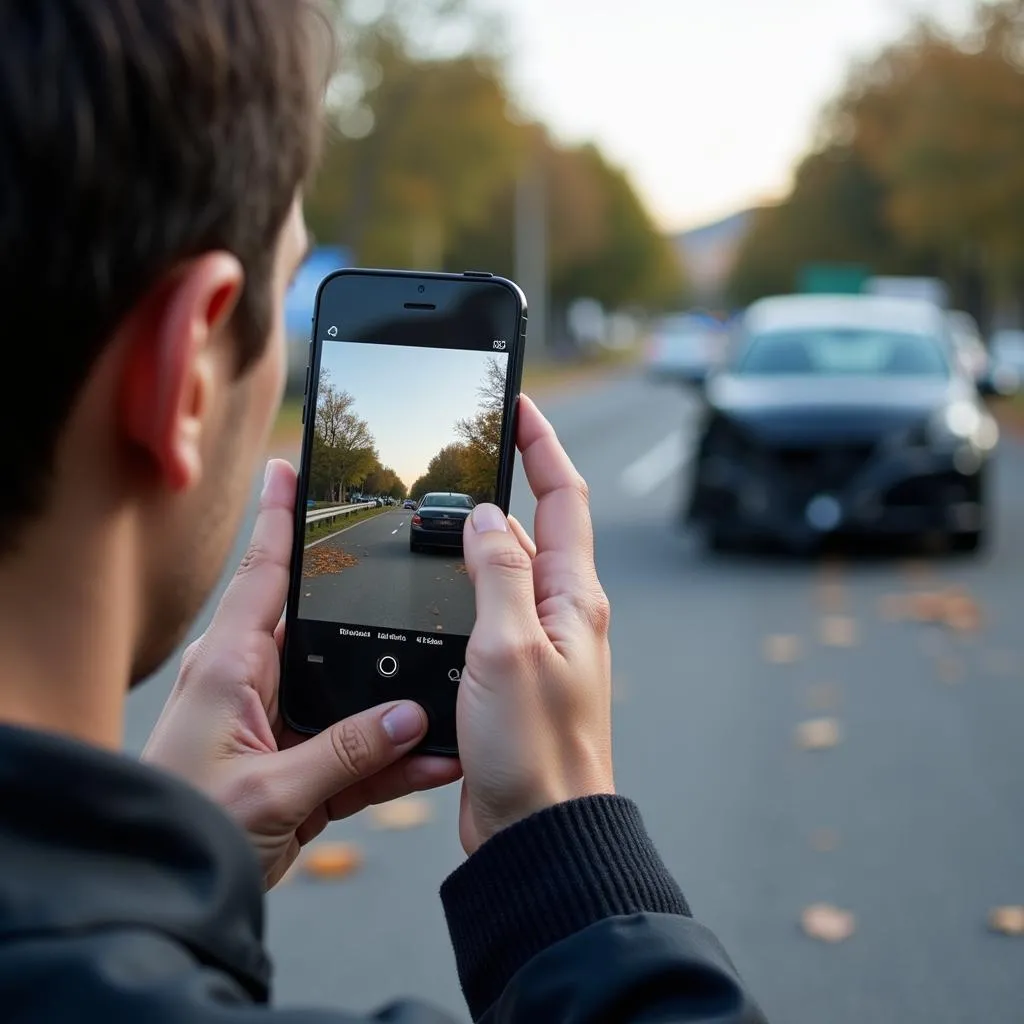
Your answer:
810;829;840;852
807;684;842;711
302;842;363;880
302;548;359;578
370;796;433;831
456;563;468;574
795;718;841;750
821;616;857;647
764;635;801;664
988;906;1024;936
801;904;855;942
435;625;444;631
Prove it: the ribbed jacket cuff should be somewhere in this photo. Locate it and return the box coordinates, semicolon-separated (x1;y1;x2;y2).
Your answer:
440;796;691;1020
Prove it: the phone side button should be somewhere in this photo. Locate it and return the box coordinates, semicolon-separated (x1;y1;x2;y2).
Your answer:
301;401;306;425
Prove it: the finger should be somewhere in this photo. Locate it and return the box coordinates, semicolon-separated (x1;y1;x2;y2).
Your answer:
462;503;543;644
516;396;607;636
212;460;297;635
507;514;537;559
323;756;463;823
264;701;428;814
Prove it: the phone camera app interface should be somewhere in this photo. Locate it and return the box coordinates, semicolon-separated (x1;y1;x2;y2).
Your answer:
299;339;510;645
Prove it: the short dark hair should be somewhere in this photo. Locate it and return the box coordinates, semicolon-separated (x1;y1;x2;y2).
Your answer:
0;0;326;549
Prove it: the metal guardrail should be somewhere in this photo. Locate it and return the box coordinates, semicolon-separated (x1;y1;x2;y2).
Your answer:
305;501;377;525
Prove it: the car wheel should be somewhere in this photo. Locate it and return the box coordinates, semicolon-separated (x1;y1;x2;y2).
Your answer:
707;522;743;553
951;528;985;554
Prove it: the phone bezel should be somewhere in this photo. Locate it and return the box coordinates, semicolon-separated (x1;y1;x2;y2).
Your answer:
280;269;528;755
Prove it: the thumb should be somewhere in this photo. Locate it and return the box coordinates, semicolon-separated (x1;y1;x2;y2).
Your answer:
269;702;428;813
463;504;540;638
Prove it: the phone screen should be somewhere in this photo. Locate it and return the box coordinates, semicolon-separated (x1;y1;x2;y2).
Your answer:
282;272;524;753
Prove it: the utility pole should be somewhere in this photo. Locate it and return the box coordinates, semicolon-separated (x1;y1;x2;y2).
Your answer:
515;147;548;363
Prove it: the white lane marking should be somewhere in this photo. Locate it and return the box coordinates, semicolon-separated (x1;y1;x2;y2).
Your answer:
621;430;691;497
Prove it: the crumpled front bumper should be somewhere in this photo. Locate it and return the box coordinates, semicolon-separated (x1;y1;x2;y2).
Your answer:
690;441;986;546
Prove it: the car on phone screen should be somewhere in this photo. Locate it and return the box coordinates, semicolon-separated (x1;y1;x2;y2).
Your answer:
410;493;476;552
684;294;999;554
403;499;417;510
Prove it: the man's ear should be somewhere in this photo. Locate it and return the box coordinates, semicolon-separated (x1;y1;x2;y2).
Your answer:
118;253;245;492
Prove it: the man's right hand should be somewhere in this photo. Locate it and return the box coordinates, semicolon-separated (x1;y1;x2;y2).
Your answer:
457;395;614;855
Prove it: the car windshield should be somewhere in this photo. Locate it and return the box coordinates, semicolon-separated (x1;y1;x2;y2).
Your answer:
421;493;474;508
736;327;949;377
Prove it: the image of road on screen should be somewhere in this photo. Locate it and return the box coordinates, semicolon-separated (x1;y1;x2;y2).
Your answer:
298;341;509;636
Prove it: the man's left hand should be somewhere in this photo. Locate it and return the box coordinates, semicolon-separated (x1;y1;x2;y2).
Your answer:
143;459;462;888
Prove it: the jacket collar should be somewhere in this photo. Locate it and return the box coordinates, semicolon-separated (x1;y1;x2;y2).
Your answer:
0;723;271;998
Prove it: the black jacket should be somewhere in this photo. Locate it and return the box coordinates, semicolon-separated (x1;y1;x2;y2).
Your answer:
0;725;766;1022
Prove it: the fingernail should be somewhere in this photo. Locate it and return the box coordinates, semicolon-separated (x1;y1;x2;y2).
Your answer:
262;461;273;494
382;703;425;745
471;504;508;534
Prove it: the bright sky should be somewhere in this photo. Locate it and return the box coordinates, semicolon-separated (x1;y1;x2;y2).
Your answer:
318;341;508;488
487;0;974;231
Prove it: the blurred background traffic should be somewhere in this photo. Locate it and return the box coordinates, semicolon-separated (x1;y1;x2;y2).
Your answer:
133;1;1024;1021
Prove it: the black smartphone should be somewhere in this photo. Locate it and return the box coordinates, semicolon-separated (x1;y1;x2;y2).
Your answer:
280;269;527;755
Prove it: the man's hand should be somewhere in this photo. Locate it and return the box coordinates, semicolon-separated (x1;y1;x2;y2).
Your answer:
143;461;462;888
457;396;614;855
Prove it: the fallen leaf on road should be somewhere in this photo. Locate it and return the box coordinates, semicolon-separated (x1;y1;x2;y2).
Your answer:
302;842;363;880
819;563;845;612
982;650;1015;677
879;588;982;633
801;903;856;942
879;593;914;621
807;684;841;710
435;625;444;631
303;548;359;578
764;635;801;664
370;796;433;831
935;656;964;685
795;718;841;750
988;906;1024;936
943;589;982;633
821;615;857;647
456;563;468;575
810;829;840;852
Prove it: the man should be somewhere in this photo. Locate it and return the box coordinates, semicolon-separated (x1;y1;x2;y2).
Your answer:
0;2;766;1022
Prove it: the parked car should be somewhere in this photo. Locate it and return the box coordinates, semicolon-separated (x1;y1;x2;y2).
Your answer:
685;294;998;554
645;313;724;385
988;329;1024;394
410;493;476;552
946;311;989;386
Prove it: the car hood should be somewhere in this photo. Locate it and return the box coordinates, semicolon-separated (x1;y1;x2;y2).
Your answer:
708;375;963;444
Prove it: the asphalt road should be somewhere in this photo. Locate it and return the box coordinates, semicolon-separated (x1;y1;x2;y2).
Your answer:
126;371;1024;1023
299;510;474;635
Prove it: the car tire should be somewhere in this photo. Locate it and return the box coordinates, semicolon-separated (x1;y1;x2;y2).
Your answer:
410;542;421;553
707;522;742;553
951;528;985;554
